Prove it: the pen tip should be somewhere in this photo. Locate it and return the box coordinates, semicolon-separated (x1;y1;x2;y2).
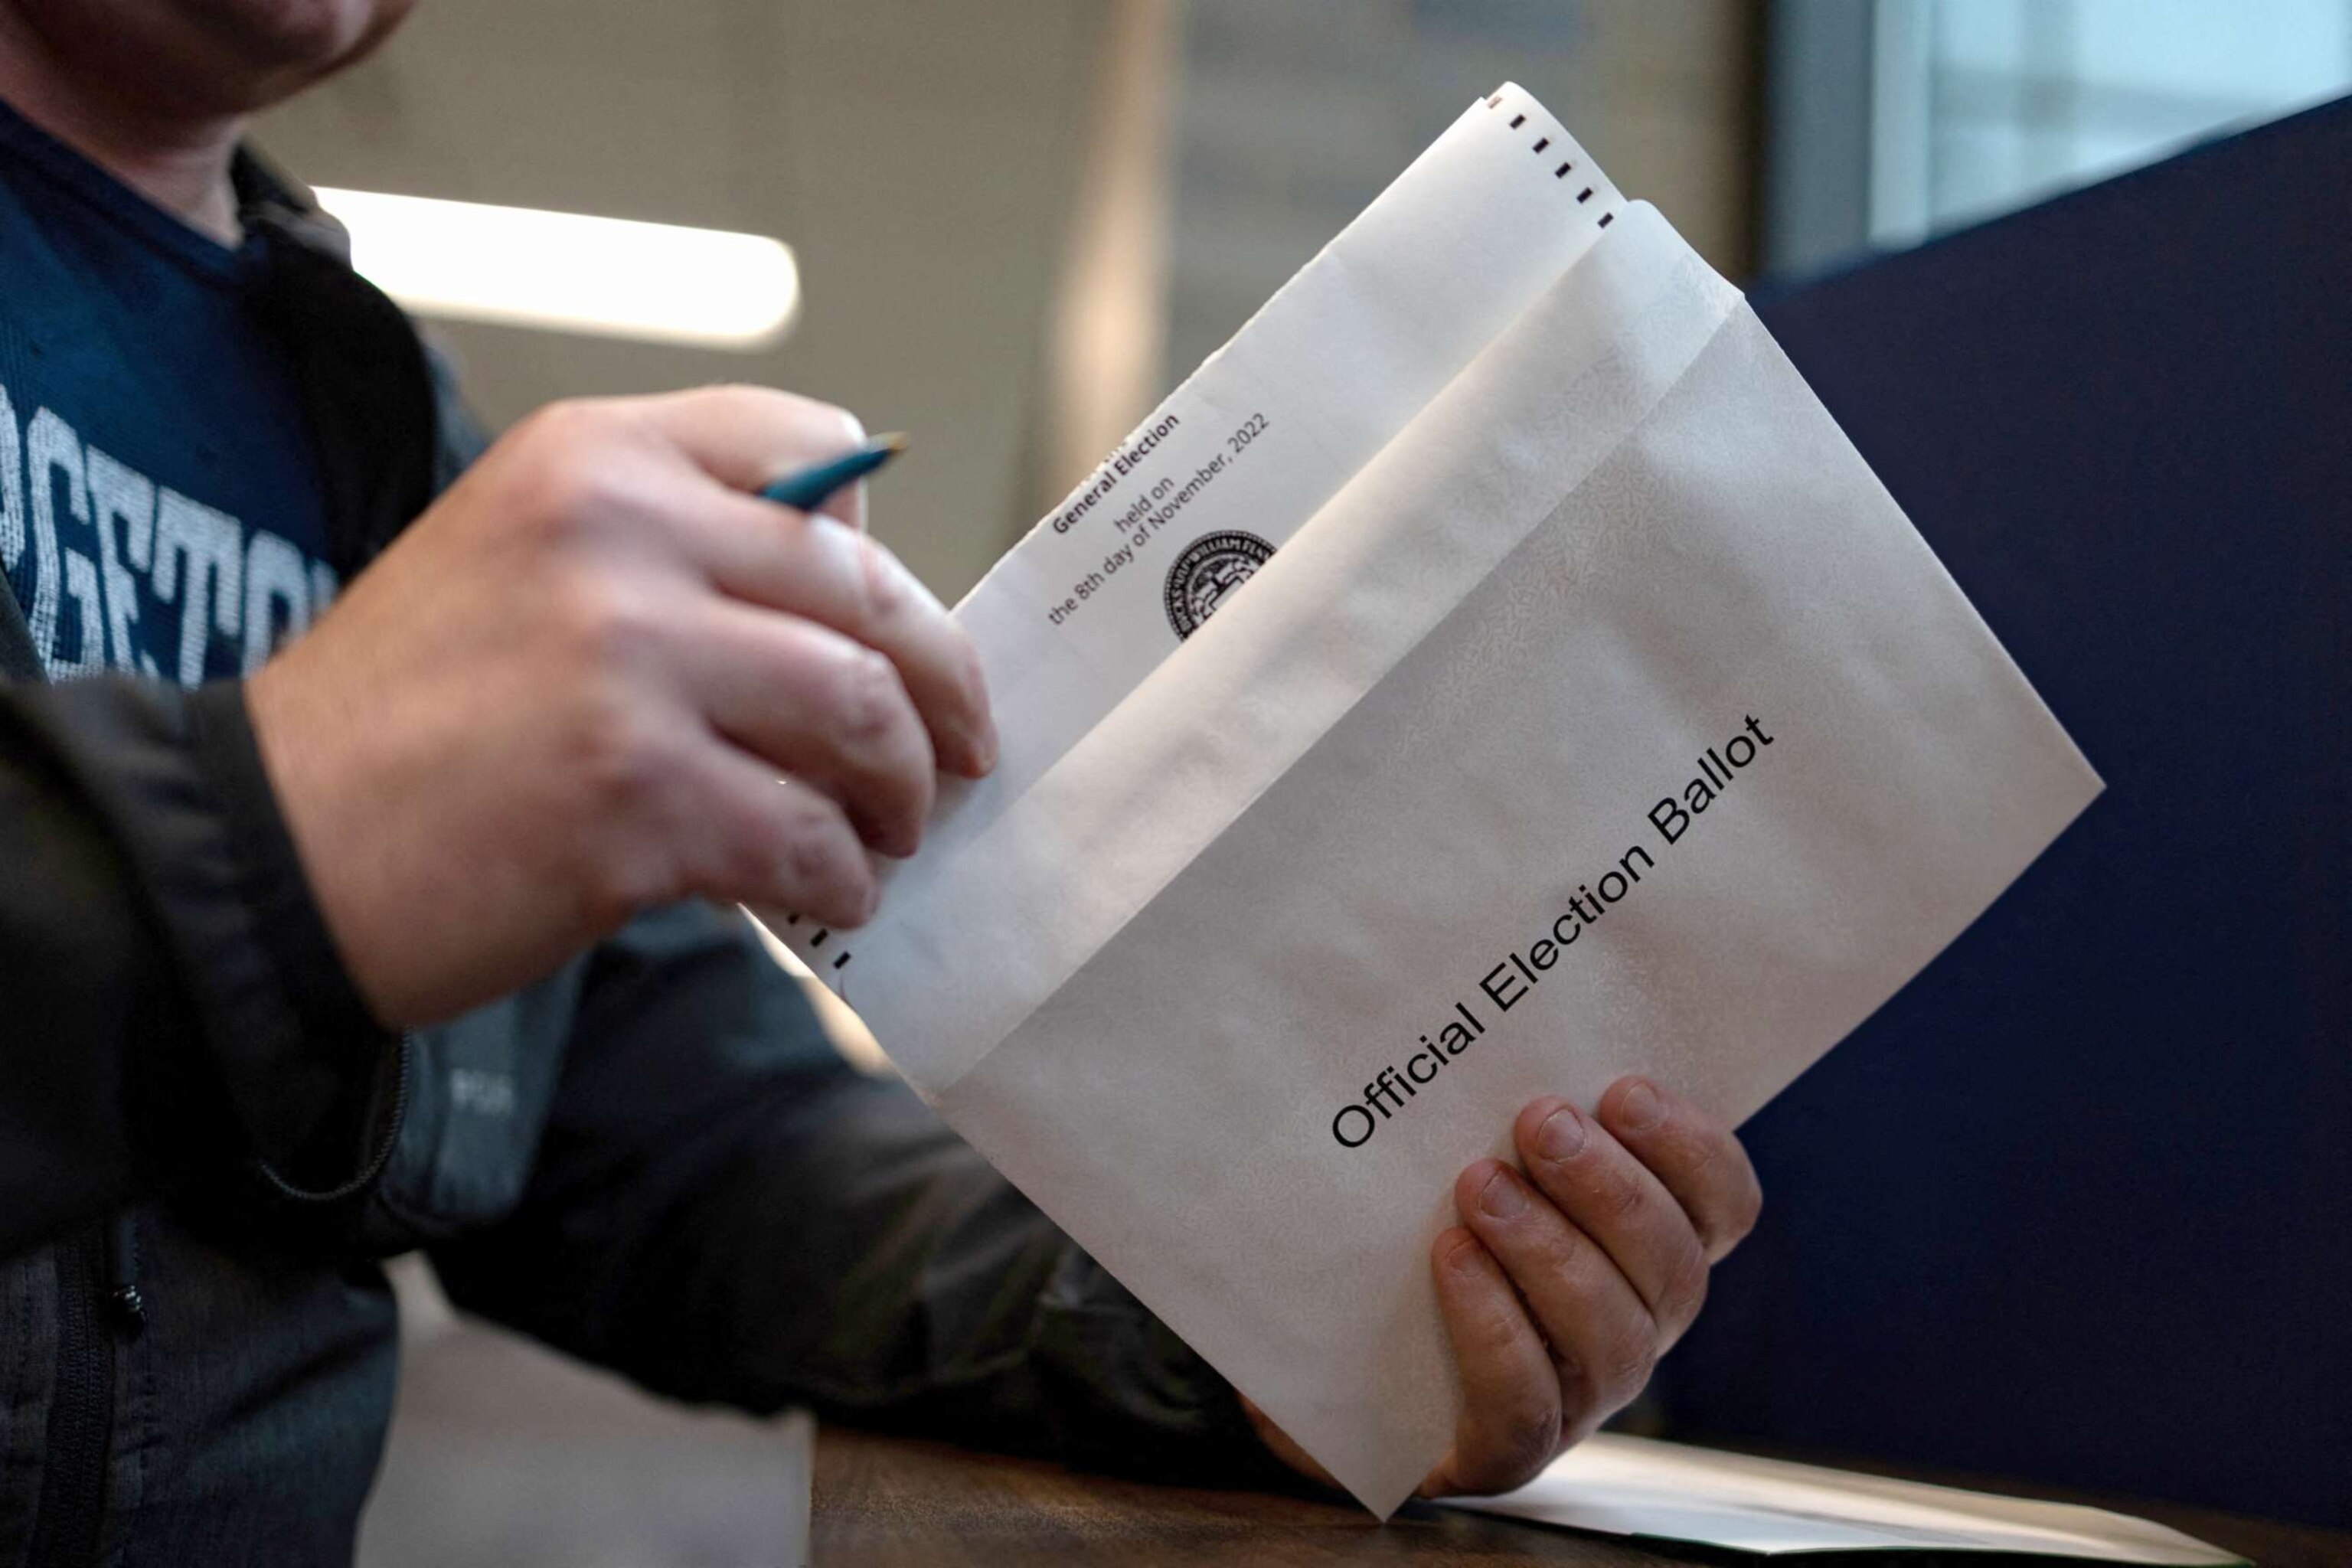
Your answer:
874;431;910;453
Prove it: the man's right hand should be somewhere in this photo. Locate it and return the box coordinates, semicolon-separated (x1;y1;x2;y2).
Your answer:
246;386;995;1027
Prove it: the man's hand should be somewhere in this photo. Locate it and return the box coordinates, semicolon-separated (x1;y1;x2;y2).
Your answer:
247;386;995;1026
1246;1076;1761;1497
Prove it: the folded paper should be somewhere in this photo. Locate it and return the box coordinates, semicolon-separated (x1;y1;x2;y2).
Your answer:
760;83;2101;1514
1448;1436;2240;1563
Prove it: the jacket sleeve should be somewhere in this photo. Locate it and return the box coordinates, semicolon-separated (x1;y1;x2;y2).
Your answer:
0;673;397;1257
426;901;1290;1488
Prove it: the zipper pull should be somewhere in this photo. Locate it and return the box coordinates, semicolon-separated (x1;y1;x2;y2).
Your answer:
104;1213;147;1338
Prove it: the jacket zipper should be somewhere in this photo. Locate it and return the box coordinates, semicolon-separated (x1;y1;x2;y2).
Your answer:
24;1032;411;1562
254;1029;413;1206
28;1229;116;1566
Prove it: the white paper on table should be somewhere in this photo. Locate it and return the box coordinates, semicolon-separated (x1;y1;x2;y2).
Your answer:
1445;1436;2244;1563
757;84;2102;1516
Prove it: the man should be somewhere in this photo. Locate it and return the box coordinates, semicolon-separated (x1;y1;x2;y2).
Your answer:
0;1;1762;1560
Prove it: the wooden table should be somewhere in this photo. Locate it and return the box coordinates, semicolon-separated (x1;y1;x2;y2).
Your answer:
811;1426;2352;1567
356;1306;2349;1567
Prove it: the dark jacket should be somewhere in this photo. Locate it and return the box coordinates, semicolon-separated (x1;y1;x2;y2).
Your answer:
0;158;1265;1566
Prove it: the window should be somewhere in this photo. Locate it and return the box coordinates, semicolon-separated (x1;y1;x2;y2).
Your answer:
1766;0;2352;272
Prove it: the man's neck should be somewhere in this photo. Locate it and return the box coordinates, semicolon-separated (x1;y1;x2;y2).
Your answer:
0;6;243;245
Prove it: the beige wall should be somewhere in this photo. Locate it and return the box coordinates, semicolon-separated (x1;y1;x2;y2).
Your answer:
258;0;1107;601
258;2;1758;603
1162;1;1757;381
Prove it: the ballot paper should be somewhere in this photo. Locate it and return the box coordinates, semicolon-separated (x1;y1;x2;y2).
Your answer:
758;83;2102;1515
1446;1436;2243;1563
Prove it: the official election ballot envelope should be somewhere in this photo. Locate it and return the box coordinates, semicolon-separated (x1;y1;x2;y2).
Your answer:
760;84;2101;1515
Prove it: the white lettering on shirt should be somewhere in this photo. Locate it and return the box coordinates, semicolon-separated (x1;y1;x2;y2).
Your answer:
0;387;341;683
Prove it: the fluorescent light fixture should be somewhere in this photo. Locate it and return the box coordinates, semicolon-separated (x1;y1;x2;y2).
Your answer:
313;188;800;351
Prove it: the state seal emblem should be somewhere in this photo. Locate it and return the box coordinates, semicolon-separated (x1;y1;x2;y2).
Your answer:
1163;530;1276;639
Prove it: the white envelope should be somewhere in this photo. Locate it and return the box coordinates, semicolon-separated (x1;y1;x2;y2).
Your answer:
762;84;2101;1515
1449;1436;2239;1563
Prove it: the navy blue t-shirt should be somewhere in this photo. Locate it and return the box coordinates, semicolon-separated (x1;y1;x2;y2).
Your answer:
0;94;338;685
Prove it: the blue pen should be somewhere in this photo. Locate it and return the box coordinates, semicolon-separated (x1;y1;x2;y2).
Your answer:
757;433;908;512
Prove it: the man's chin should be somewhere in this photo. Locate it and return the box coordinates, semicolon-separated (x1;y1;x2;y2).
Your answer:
14;0;420;114
188;0;408;65
184;0;420;103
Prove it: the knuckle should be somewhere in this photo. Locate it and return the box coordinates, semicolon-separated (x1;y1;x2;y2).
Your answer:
566;692;665;822
564;714;681;919
1550;1342;1596;1410
854;534;908;623
1596;1166;1648;1223
558;580;659;671
1534;1219;1594;1287
689;776;784;897
542;462;627;534
521;466;624;548
1659;1246;1711;1326
778;802;871;916
1602;1331;1659;1406
1470;1292;1526;1361
1675;1122;1728;1181
831;648;910;756
512;397;604;455
514;400;608;472
1493;1401;1561;1481
694;792;773;901
505;403;665;544
1463;1395;1560;1493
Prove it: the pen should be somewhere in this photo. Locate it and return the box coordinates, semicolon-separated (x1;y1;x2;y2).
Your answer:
758;433;908;512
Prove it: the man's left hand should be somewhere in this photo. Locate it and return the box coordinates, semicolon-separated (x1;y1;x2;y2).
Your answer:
1245;1076;1762;1497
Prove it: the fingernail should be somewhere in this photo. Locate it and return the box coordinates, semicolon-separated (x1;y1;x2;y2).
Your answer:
1443;1234;1485;1273
1478;1167;1528;1220
971;717;999;776
1536;1105;1586;1161
1618;1080;1664;1131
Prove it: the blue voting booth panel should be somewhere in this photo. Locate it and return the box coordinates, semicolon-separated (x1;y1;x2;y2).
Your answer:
1655;100;2351;1526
